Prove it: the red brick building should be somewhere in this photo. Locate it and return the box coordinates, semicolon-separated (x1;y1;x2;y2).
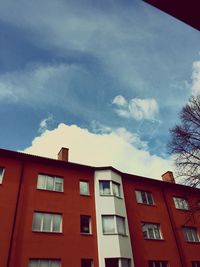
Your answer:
0;147;199;267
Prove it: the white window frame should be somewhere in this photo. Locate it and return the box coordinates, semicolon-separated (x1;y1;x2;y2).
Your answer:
80;180;90;196
80;215;92;234
99;180;121;197
102;215;126;235
29;259;61;267
32;212;62;233
37;174;64;192
183;227;199;242
173;197;189;210
0;167;5;184
135;190;154;205
149;261;168;267
142;222;163;240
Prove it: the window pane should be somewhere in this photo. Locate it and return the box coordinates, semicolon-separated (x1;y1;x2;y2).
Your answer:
141;191;147;204
112;182;120;197
135;191;142;203
0;167;4;183
46;176;54;190
121;259;131;267
80;181;89;195
43;214;52;232
102;216;115;234
105;258;118;267
173;197;189;210
32;213;43;231
37;175;46;189
40;260;49;267
147;192;153;205
54;178;63;192
142;223;161;240
184;227;199;242
81;216;90;233
154;227;161;239
50;260;61;267
116;216;126;235
29;260;39;267
81;259;93;267
100;181;111;195
149;261;168;267
192;262;200;267
53;215;62;232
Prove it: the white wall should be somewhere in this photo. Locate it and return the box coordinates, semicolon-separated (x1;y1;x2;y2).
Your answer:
94;170;135;267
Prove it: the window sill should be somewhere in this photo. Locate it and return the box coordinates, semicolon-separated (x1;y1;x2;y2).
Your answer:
37;188;64;193
32;230;63;234
175;208;190;212
144;238;164;241
80;233;93;236
136;202;156;207
186;241;200;244
80;194;91;197
100;194;123;199
103;233;128;237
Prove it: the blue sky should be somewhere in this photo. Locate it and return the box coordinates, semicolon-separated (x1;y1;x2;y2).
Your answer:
0;0;200;178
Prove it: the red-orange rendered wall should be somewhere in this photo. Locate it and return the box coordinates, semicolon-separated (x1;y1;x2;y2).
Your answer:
0;148;200;267
123;175;200;267
0;150;99;267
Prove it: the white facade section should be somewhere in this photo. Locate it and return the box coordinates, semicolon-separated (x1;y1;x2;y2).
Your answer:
94;170;135;267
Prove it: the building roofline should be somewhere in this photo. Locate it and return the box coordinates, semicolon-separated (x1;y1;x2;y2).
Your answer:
0;148;94;171
0;148;199;192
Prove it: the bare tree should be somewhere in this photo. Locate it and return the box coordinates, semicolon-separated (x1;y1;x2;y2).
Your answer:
168;95;200;187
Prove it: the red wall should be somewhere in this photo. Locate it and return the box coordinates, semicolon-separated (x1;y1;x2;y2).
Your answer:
0;157;22;267
0;157;99;267
122;176;200;267
1;150;200;267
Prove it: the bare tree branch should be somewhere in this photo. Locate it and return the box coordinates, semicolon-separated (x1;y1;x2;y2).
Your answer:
168;95;200;187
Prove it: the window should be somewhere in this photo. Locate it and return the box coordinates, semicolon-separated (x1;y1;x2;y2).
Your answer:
183;227;199;242
37;174;64;192
148;261;168;267
80;215;92;234
29;259;61;267
102;215;126;235
173;197;189;210
80;181;90;196
142;223;162;240
135;190;154;205
105;258;131;267
32;212;62;233
121;259;131;267
99;181;121;197
192;261;200;267
81;259;93;267
0;167;5;184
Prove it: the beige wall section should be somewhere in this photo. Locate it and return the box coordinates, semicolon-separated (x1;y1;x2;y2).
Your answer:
94;170;135;267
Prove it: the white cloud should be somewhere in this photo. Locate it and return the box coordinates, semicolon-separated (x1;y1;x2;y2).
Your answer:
112;95;159;121
23;123;174;179
91;121;148;149
191;60;200;96
38;114;54;134
0;63;95;118
112;95;127;107
114;127;148;150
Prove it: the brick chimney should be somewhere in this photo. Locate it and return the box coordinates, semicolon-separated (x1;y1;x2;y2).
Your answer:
161;171;175;183
58;147;69;162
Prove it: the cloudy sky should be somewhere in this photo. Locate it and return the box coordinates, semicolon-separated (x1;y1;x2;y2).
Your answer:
0;0;200;179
